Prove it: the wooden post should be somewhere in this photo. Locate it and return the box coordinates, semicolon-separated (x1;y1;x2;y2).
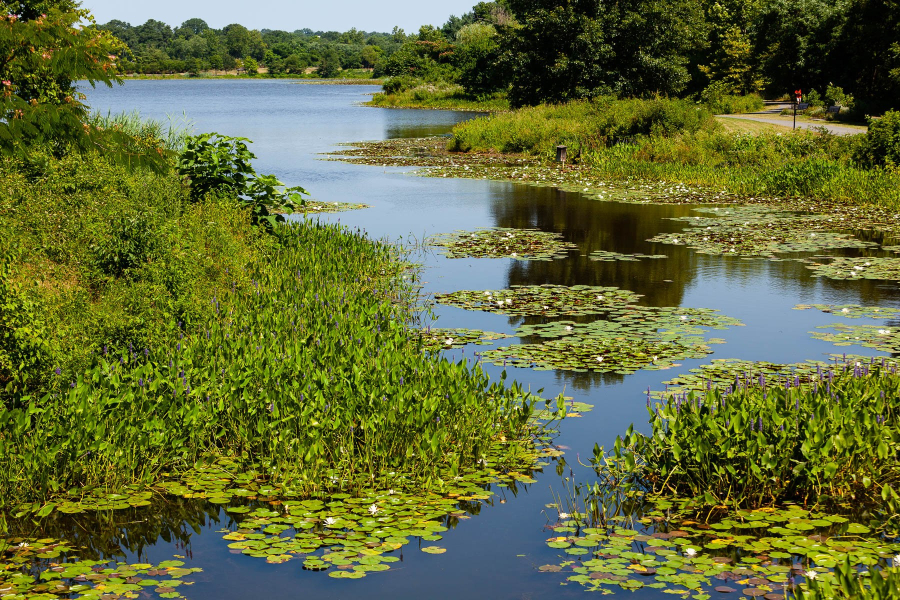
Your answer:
556;145;567;164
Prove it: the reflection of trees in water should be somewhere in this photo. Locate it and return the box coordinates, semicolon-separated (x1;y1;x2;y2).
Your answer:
554;369;625;392
488;185;698;308
4;498;221;562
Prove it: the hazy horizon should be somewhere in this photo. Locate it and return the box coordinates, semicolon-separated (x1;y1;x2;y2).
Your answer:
81;0;476;33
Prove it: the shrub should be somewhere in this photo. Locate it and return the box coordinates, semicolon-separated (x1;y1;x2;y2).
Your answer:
700;82;765;114
855;111;900;167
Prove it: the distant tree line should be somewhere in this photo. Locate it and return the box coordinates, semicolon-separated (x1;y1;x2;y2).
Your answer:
99;0;899;113
97;19;407;76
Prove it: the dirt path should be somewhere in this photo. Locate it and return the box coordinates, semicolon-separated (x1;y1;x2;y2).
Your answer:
717;103;867;136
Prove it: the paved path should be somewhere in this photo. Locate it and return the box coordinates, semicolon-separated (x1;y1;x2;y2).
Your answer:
717;103;866;136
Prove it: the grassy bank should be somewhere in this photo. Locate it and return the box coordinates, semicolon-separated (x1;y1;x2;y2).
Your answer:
367;81;509;112
0;134;540;509
447;99;900;208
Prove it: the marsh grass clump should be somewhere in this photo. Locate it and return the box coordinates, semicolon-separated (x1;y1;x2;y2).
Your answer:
448;98;717;159
595;359;900;513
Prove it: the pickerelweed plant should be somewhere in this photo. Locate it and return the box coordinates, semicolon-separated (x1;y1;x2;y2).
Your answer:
593;358;900;521
0;219;545;510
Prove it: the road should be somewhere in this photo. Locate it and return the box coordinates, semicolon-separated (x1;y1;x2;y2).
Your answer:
717;103;867;136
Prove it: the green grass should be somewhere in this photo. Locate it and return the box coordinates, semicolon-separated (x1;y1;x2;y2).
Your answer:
447;98;900;208
368;82;509;112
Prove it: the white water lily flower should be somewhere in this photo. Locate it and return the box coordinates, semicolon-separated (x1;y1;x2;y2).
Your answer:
596;356;604;363
505;298;513;304
685;548;697;557
497;301;504;307
892;554;900;567
511;252;518;257
484;291;492;296
543;306;550;310
445;338;454;346
16;543;28;549
596;295;605;300
854;266;865;271
558;512;570;520
805;570;818;580
680;316;687;321
324;517;337;526
368;504;379;515
879;329;891;335
652;356;658;362
565;326;573;331
388;489;396;495
842;308;851;313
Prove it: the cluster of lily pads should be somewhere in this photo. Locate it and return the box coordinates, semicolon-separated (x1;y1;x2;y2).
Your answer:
794;304;900;319
296;200;371;214
434;285;644;318
804;257;900;281
433;285;742;375
0;539;200;600
540;496;900;598
429;228;577;261
647;206;878;259
416;327;512;350
589;250;667;262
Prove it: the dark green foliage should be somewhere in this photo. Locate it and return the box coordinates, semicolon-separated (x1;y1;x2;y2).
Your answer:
855;110;900;167
504;0;706;106
177;133;306;230
0;4;126;154
594;362;900;511
0;146;268;403
316;47;342;78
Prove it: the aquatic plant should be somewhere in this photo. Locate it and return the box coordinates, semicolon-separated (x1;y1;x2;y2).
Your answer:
429;227;577;261
539;492;900;598
0;220;543;508
594;359;900;512
416;328;512;350
434;285;644;318
804;257;900;281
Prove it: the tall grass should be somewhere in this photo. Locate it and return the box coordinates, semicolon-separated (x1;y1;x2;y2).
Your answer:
89;111;195;153
449;98;717;158
448;99;900;208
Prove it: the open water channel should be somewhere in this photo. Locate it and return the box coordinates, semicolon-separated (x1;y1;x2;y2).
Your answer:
71;80;900;599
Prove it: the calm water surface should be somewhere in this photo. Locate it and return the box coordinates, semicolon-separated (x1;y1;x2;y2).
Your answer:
73;80;900;599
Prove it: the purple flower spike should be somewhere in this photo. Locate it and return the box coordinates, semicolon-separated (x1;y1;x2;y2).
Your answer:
54;367;61;376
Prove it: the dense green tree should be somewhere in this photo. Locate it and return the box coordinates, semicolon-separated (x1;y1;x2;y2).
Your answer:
223;23;250;58
830;0;900;113
455;23;508;95
317;47;341;77
754;0;847;97
504;0;706;106
175;17;209;37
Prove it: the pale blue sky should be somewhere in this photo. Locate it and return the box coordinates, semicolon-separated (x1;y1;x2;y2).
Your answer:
82;0;476;33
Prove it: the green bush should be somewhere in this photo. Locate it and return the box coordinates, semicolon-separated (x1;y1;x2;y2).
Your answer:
0;146;269;402
855;111;900;167
700;82;765;114
177;133;306;230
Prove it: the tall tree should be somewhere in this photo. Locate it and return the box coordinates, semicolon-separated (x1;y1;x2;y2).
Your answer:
505;0;706;106
0;0;126;153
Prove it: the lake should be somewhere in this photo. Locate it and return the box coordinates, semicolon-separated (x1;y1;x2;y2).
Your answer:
75;79;899;599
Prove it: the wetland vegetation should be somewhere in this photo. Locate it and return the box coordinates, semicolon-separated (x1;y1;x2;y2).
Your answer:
6;1;900;599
